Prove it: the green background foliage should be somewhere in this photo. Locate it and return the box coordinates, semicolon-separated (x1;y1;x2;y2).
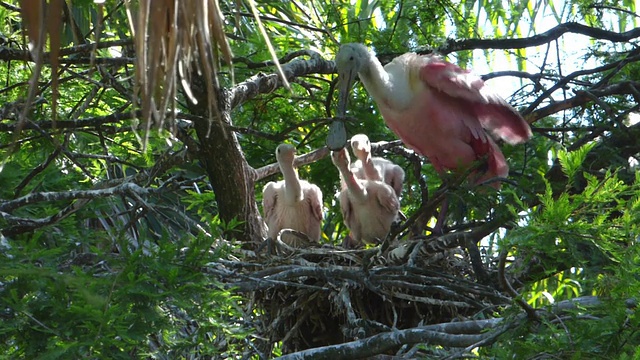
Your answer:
1;0;639;358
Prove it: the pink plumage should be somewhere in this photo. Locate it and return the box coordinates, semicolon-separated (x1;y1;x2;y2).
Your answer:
331;148;399;246
262;144;323;246
335;43;532;187
350;134;405;197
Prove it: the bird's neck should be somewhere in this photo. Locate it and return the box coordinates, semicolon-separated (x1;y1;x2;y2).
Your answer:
359;57;392;104
340;166;366;200
280;164;303;203
361;54;415;111
362;156;381;180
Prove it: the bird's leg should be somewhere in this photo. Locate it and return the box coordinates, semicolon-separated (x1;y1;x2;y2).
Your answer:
389;216;404;237
255;238;269;254
379;222;401;255
341;233;358;249
430;160;485;235
431;197;448;236
465;236;491;285
255;237;277;256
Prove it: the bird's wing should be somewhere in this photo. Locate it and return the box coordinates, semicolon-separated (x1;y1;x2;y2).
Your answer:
419;57;532;144
375;183;400;214
339;189;362;242
338;189;353;227
262;182;279;221
419;58;486;102
481;136;509;182
387;164;405;197
373;158;404;197
305;184;324;222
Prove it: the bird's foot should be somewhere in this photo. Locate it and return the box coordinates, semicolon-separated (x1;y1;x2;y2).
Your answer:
255;237;276;255
341;234;361;249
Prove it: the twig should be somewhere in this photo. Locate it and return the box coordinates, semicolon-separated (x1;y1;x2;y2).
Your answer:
253;146;330;181
499;249;539;321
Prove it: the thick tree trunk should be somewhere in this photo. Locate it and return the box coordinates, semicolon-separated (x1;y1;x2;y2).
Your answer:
189;88;266;243
185;51;334;242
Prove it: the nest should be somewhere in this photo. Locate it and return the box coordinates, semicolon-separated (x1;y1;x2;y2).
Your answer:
213;230;512;356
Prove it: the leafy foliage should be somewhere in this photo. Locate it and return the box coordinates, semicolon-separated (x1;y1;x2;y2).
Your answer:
1;0;640;358
0;218;247;359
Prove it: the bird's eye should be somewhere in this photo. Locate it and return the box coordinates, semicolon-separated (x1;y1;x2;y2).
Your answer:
349;56;354;61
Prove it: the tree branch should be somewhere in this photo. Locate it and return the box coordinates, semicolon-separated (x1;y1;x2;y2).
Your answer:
440;22;640;54
275;296;612;359
0;110;140;132
228;50;335;110
253;146;330;181
526;81;640;122
0;182;155;212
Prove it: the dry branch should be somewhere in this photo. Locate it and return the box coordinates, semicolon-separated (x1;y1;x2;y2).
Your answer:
254;146;330;181
228;50;335;110
276;327;490;360
440;22;640;54
0;182;155;212
275;296;609;359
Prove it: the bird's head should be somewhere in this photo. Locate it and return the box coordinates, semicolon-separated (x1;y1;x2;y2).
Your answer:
276;143;296;165
350;134;372;161
335;43;369;117
330;148;351;171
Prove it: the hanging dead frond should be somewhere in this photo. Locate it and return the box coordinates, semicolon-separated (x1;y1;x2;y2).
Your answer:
125;0;296;146
247;0;290;91
125;0;235;147
15;0;295;151
19;0;63;128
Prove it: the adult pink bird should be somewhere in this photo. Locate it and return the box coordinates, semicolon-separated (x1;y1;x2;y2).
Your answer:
335;43;532;185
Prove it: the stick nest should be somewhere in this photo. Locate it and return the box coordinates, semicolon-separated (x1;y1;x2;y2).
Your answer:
213;235;511;354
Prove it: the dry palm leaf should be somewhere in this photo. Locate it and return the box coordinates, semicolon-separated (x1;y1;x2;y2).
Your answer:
126;0;236;145
3;0;64;171
246;0;290;90
127;0;291;146
19;0;63;128
16;0;289;150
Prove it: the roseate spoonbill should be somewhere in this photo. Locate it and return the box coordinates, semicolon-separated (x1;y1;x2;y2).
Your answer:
335;43;532;185
331;148;400;246
262;144;324;246
350;134;405;197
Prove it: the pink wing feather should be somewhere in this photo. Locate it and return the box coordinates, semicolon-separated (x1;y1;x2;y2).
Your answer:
262;182;278;221
420;57;532;145
375;183;400;214
305;184;324;222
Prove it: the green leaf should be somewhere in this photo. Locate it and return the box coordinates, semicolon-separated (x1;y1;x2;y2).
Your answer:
556;142;597;181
